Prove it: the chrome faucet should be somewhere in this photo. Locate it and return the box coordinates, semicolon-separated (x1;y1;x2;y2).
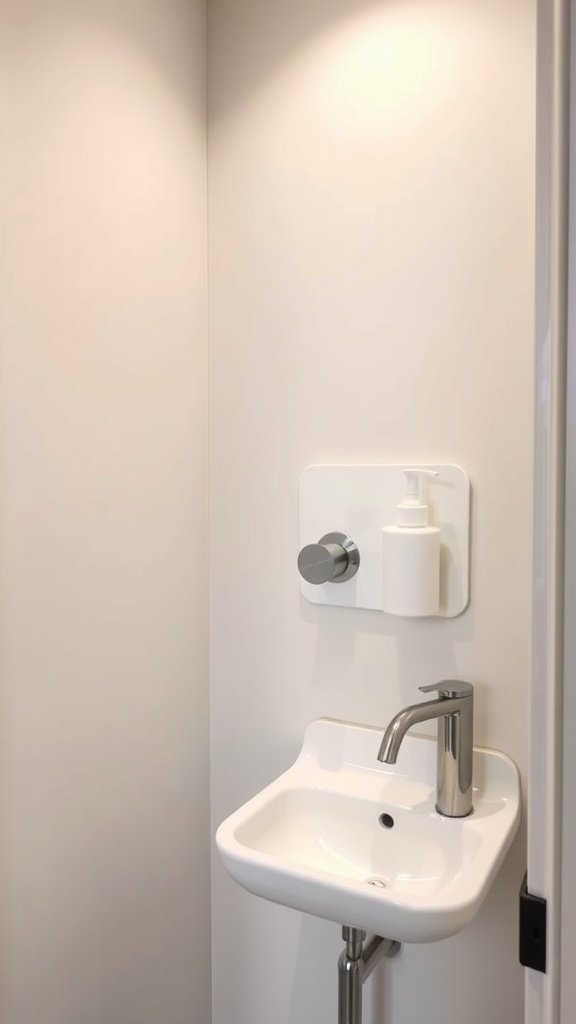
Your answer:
378;681;474;817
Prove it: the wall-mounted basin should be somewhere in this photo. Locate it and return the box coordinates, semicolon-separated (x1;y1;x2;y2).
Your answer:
216;719;520;943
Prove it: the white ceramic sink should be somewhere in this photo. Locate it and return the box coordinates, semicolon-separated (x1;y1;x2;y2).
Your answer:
216;719;521;943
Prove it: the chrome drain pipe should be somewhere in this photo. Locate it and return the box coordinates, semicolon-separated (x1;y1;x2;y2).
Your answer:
338;927;400;1024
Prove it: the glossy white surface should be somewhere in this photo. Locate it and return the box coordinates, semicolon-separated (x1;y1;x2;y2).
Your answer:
217;720;520;943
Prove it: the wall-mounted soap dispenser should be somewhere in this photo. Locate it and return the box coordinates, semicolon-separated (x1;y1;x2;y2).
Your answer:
382;469;441;617
298;464;470;617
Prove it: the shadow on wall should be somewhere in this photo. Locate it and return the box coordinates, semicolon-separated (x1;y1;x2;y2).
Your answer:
297;595;487;742
208;0;428;122
0;0;205;120
285;837;523;1024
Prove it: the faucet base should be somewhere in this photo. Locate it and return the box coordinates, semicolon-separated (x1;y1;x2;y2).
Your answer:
436;803;474;818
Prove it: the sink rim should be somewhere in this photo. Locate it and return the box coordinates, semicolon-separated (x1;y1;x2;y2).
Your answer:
215;718;521;942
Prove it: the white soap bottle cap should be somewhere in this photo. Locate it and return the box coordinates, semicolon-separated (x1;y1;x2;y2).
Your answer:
396;469;439;528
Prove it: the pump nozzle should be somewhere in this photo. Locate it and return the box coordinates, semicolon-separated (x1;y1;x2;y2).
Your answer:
397;468;439;526
403;469;439;503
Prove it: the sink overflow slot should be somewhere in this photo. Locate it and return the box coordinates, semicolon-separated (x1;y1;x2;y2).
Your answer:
365;877;388;888
378;813;395;829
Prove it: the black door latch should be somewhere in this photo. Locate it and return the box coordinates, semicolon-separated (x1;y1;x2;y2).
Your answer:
519;871;547;973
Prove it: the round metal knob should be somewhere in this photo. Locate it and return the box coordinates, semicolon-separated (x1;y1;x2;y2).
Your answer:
297;532;360;585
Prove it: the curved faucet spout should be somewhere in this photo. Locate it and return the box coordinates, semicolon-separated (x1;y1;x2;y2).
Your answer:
376;681;474;818
377;696;467;763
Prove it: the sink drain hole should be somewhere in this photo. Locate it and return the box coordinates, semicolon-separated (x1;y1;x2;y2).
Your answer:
378;813;395;829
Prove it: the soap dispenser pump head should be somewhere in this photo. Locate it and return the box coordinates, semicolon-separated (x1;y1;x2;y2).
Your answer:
397;468;439;527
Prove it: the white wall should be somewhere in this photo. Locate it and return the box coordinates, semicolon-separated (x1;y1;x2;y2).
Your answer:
209;2;535;1023
0;2;210;1023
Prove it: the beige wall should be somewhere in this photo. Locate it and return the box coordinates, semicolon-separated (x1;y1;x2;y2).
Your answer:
0;1;537;1020
0;2;210;1023
209;1;535;1023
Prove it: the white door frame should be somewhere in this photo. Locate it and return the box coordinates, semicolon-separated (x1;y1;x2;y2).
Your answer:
560;3;576;1020
527;0;569;1021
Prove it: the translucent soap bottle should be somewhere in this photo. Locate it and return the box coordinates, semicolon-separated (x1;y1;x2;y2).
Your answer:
382;469;440;617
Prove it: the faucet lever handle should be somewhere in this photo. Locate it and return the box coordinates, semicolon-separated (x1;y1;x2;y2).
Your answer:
419;680;473;699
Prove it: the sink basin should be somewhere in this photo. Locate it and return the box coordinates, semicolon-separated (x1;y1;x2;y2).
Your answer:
216;718;521;943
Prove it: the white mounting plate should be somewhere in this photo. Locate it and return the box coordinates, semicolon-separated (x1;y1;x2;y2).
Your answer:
299;465;471;618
